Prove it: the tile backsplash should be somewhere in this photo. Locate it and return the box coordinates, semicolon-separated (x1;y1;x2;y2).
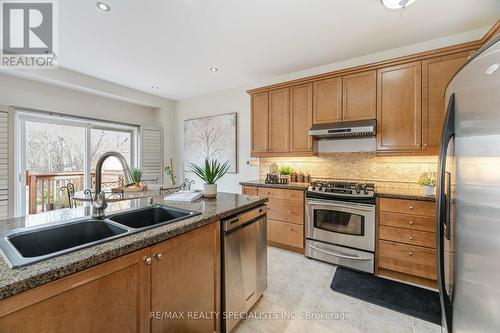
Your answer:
260;153;438;189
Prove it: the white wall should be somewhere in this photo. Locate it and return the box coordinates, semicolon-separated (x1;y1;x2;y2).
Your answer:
171;27;489;193
174;89;258;193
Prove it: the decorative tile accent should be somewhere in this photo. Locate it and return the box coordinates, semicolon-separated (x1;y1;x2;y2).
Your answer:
260;153;438;189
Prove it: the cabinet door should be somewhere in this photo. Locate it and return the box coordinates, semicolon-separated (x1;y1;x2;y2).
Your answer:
150;222;220;333
290;83;313;152
377;62;422;152
251;92;269;154
342;70;376;121
313;77;342;124
0;249;151;333
268;88;290;153
422;52;470;153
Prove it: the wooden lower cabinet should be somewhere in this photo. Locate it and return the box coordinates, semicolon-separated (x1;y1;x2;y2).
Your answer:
241;186;259;196
377;197;437;288
267;219;304;250
151;222;220;333
378;240;436;280
0;249;151;333
0;222;220;333
252;186;306;253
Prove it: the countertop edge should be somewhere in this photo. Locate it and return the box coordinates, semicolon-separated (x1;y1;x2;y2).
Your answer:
376;192;436;202
0;197;268;300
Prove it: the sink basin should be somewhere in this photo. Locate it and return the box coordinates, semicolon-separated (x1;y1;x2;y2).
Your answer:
0;220;128;267
108;205;197;230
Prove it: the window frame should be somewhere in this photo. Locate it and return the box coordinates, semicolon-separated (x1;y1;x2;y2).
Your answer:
14;110;139;216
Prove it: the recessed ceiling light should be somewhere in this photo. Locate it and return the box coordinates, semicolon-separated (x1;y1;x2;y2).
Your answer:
152;85;160;90
380;0;417;9
96;2;110;11
210;67;218;72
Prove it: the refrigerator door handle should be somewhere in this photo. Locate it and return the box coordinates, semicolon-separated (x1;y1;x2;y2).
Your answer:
436;93;455;332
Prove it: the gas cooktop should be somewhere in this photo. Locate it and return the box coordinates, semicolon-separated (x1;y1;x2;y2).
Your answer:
307;180;375;199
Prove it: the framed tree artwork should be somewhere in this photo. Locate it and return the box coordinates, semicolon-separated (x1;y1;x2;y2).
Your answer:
184;113;237;173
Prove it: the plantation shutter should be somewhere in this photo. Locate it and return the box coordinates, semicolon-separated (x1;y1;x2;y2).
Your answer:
140;126;163;183
0;110;8;219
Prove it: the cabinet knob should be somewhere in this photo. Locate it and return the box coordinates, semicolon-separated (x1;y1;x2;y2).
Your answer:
409;221;414;225
288;210;292;214
288;194;293;197
409;206;414;210
423;144;428;147
155;253;162;260
409;236;414;240
144;257;152;265
408;252;414;256
416;143;420;147
288;227;292;231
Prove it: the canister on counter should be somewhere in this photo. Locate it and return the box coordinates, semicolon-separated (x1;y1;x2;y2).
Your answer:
304;173;311;183
290;172;297;183
297;172;304;183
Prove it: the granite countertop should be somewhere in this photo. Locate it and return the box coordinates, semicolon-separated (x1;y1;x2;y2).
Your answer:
239;180;310;191
375;186;436;202
0;192;268;300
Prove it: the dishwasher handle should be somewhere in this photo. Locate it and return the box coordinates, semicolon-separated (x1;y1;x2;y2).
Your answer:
223;205;266;232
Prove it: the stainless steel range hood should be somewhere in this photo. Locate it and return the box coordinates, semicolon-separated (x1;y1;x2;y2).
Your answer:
309;120;376;139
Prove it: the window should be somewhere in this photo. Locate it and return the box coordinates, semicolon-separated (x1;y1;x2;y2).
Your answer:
16;111;138;216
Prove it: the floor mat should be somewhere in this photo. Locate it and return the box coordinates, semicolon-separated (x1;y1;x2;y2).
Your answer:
330;267;441;324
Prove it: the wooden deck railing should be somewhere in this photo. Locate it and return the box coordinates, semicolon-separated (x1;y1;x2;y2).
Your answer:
26;171;123;214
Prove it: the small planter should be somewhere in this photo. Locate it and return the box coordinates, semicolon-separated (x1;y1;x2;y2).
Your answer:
203;183;217;198
422;185;436;196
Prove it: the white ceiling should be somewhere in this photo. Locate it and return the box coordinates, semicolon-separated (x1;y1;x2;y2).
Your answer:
58;0;500;100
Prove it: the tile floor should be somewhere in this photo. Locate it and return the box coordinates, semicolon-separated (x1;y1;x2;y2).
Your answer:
234;246;441;333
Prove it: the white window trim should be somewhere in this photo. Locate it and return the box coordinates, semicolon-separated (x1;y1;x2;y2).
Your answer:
13;109;139;217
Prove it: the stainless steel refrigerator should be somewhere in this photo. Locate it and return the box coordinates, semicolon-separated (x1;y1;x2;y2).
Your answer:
438;34;500;333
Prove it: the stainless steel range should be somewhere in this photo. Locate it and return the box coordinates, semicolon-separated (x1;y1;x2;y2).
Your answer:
306;180;375;273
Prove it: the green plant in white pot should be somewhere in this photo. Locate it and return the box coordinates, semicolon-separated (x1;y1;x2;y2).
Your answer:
188;158;230;198
418;171;437;196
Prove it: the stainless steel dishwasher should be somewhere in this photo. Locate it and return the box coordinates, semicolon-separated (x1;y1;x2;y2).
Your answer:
222;205;267;332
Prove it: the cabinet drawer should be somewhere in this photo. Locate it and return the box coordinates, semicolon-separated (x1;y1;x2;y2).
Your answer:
258;187;304;202
379;198;435;216
241;186;259;196
379;226;435;249
379;212;435;233
268;219;304;249
267;198;304;225
378;240;436;280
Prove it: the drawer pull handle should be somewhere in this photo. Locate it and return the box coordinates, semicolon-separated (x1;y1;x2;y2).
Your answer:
409;236;414;240
409;206;414;210
288;227;292;231
409;221;414;225
408;252;414;256
155;253;162;260
266;191;270;194
289;194;293;197
288;210;292;214
144;257;152;265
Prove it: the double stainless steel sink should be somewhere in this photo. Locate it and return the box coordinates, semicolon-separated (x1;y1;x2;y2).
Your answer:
0;204;200;268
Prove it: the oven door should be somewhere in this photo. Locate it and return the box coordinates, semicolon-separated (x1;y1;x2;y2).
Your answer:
306;199;375;252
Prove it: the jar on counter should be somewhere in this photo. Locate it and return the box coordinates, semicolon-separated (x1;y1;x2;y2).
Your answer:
297;172;304;183
304;173;311;183
290;172;297;183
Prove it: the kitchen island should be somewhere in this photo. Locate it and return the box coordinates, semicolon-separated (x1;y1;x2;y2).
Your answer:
0;192;267;333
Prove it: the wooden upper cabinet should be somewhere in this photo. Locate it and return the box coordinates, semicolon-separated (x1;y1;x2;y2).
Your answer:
268;88;290;152
342;70;376;121
422;52;470;153
290;83;313;152
313;77;342;124
251;92;269;154
377;62;422;152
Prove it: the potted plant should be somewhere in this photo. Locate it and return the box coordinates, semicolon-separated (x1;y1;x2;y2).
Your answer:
188;158;230;198
418;171;437;196
279;166;293;182
130;167;143;187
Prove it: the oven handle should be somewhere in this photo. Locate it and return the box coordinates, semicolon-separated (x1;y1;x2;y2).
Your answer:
307;199;374;212
307;244;373;261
